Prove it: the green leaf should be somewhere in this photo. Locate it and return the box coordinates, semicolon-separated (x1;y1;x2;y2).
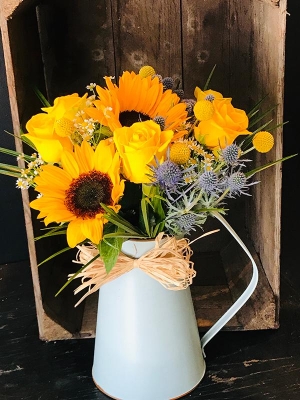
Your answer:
98;235;124;274
248;105;277;129
141;198;151;236
34;230;67;241
37;247;72;267
0;162;21;172
103;232;146;239
20;135;37;151
34;87;51;107
246;154;298;178
247;95;269;118
0;169;20;178
55;253;100;296
98;224;125;273
203;64;217;90
152;220;165;237
101;203;146;236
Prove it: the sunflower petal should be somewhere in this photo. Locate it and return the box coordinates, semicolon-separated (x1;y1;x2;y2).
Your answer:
67;219;87;248
61;150;79;179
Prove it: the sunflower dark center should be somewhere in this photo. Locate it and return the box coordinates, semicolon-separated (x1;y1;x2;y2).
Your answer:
119;111;150;126
65;170;113;219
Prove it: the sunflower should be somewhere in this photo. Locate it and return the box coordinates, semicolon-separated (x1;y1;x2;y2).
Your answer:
85;71;188;134
30;140;124;248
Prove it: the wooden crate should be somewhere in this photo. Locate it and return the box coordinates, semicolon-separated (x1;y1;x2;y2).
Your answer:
0;0;287;340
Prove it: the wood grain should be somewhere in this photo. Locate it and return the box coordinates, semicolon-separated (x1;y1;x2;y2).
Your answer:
111;0;182;81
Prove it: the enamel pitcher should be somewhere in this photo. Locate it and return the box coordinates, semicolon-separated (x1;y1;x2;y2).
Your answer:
92;213;258;400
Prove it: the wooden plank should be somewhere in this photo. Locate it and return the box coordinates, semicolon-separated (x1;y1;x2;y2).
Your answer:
221;230;278;329
0;7;46;340
0;0;37;20
111;0;182;80
247;0;287;296
259;0;281;6
181;0;231;98
0;7;86;340
36;0;115;99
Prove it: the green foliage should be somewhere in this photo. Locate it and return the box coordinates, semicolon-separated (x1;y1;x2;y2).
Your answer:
98;224;125;273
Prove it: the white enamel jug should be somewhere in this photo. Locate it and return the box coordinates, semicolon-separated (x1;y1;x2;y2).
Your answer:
92;212;258;400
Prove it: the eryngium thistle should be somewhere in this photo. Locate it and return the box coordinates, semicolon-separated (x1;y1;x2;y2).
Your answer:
162;77;174;90
198;170;219;193
182;99;196;117
153;160;183;191
152;116;166;131
222;144;240;165
227;171;247;194
204;94;215;101
173;89;184;99
175;213;199;234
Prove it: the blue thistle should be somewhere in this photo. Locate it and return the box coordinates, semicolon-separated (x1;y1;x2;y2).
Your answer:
173;89;184;99
152;160;183;191
222;144;240;165
153;116;166;130
176;213;199;234
198;171;219;193
205;94;215;101
162;77;174;90
227;172;249;195
182;99;196;117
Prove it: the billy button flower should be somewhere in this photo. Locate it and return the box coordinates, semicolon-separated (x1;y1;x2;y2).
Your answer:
170;142;191;165
139;65;156;78
193;99;215;121
252;131;274;153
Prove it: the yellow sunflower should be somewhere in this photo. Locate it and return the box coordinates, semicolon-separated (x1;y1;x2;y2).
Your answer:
30;140;124;248
85;71;188;133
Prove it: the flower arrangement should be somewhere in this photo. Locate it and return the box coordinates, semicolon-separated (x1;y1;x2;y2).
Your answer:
0;65;295;299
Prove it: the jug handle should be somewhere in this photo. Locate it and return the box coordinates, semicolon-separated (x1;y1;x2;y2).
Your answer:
200;211;259;357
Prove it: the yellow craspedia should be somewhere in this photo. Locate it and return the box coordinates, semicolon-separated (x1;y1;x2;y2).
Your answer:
55;118;75;137
139;65;156;78
253;131;274;153
170;142;191;165
194;100;215;121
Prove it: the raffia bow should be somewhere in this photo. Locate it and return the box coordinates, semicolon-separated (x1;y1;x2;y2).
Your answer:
71;231;218;306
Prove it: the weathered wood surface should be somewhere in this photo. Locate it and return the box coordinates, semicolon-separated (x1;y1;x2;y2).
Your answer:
0;0;37;20
246;0;287;298
0;0;287;338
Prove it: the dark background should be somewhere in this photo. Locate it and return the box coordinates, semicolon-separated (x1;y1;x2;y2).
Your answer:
0;33;28;263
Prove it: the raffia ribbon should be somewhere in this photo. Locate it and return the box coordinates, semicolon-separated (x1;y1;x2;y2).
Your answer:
71;230;218;306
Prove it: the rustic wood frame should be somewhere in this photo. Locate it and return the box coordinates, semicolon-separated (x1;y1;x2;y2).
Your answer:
0;0;287;340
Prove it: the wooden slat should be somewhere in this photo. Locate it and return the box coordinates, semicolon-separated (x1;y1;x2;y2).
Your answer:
221;230;278;329
247;0;287;295
111;0;182;80
36;0;115;99
181;0;231;98
259;0;280;6
0;6;86;339
0;0;37;20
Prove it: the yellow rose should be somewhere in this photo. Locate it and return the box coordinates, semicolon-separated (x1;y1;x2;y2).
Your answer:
194;98;250;149
23;113;73;163
22;93;87;163
113;120;173;183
